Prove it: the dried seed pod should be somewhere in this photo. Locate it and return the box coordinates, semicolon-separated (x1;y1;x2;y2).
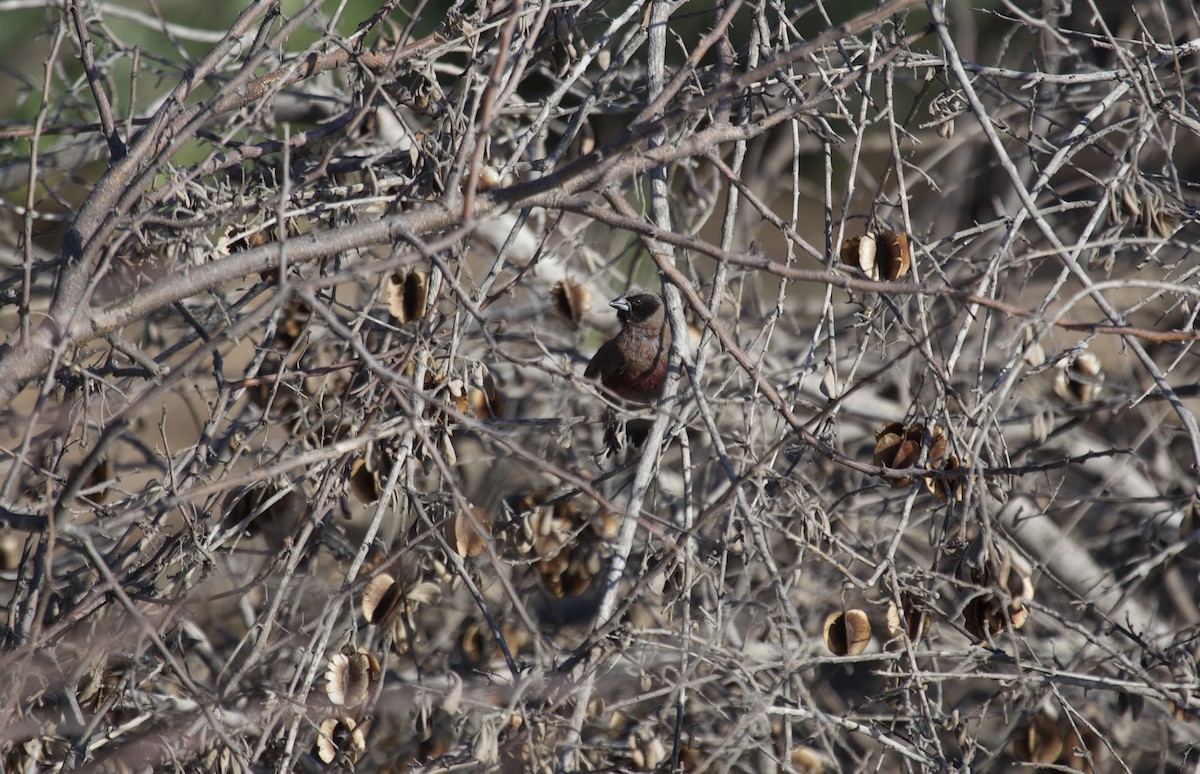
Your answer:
386;269;429;323
466;363;503;419
477;164;502;191
1053;351;1103;404
544;9;583;77
407;581;442;606
348;457;380;503
962;596;1004;641
325;649;380;708
361;573;404;625
789;746;825;774
840;233;877;273
1014;712;1063;764
886;593;932;641
222;484;304;549
823;609;872;656
551;278;591;325
1064;726;1104;772
82;457;113;504
874;422;926;486
316;717;366;765
275;298;310;349
0;532;21;571
925;428;965;502
628;730;666;770
472;717;499;764
447;507;491;558
840;231;911;281
997;549;1035;629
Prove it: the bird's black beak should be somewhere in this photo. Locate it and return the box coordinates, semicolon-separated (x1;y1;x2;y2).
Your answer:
610;296;631;313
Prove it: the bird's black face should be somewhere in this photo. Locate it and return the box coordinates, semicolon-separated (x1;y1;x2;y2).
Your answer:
612;293;662;325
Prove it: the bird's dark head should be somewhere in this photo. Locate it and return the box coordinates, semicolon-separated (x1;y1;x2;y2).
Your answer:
610;293;663;326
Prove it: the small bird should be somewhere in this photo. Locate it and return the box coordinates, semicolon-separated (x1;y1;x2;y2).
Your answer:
585;292;671;404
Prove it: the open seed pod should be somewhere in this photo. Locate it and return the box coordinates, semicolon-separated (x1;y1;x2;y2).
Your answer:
274;297;311;349
544;8;584;78
447;506;491;558
465;362;503;419
325;649;381;708
348;457;380;504
536;500;606;597
960;536;1035;638
361;573;404;625
789;746;825;774
840;230;911;281
1053;351;1103;404
874;422;927;486
0;532;21;571
886;593;932;642
386;269;429;323
924;428;966;502
316;716;366;765
822;609;872;656
82;457;113;504
1014;711;1063;765
222;484;304;549
420;358;502;423
1063;726;1105;772
996;549;1035;629
551;277;590;325
962;595;1005;641
503;489;609;597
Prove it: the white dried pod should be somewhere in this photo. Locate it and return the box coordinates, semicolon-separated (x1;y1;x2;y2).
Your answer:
1053;351;1103;404
316;716;366;764
823;609;872;656
361;573;403;625
477;164;502;191
472;718;499;764
407;581;442;606
325;650;379;708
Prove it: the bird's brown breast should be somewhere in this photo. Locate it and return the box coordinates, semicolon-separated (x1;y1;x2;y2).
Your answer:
586;314;670;403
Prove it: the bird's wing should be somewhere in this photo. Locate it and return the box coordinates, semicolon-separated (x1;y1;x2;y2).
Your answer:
585;339;626;381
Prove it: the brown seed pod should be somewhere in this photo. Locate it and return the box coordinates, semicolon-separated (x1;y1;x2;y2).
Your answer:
822;609;872;656
83;457;113;504
962;596;1004;641
275;298;310;349
386;269;429;323
1063;726;1104;772
840;231;911;281
789;746;825;774
348;457;380;504
447;507;491;558
466;363;503;419
0;532;21;571
222;484;304;549
886;593;932;641
477;164;503;191
361;573;403;625
873;422;926;486
1053;351;1103;404
325;649;380;708
316;716;366;765
997;550;1035;629
925;428;966;502
551;278;591;325
1014;712;1063;764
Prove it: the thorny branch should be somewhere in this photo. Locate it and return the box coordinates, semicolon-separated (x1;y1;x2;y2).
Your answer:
1;0;1199;770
